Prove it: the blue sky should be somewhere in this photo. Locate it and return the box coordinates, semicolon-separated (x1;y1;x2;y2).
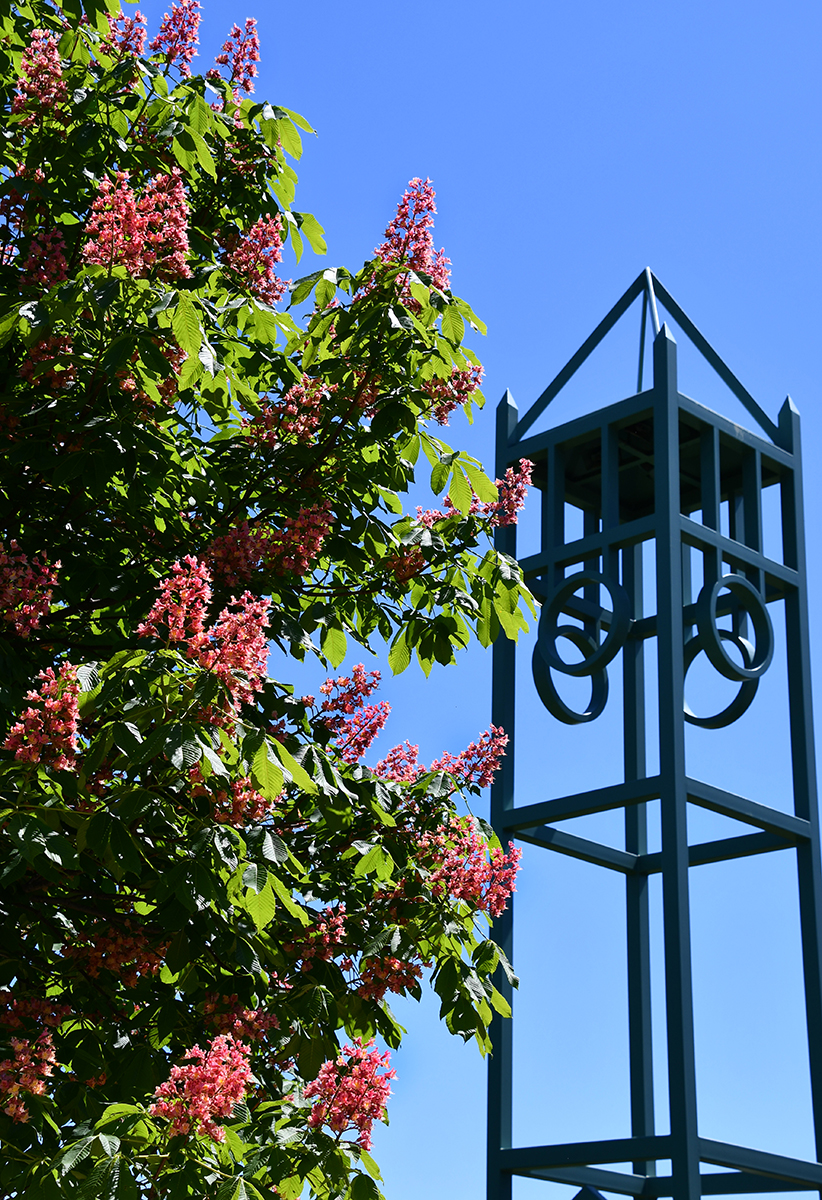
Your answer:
137;1;822;1195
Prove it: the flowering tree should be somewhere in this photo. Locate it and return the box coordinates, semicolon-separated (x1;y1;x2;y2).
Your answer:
0;0;535;1196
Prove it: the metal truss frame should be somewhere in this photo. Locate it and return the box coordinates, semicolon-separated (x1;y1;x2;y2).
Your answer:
488;271;822;1200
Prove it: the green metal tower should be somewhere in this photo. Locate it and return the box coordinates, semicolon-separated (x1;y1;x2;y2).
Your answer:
488;270;822;1200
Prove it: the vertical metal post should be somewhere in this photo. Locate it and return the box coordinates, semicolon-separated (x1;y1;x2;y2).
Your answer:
488;390;519;1200
779;398;822;1168
653;326;701;1200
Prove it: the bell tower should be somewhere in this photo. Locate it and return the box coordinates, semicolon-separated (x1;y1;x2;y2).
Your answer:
488;270;822;1200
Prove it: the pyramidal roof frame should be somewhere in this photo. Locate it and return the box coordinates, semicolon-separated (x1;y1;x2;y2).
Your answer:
513;267;781;447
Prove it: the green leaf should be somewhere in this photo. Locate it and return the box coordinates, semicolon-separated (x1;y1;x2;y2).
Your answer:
462;460;498;502
269;741;316;794
354;845;394;881
321;623;347;669
388;629;411;675
297;212;326;255
358;1149;383;1181
57;1137;93;1174
172;293;201;354
243;862;267;893
245;875;277;931
448;465;473;515
269;874;309;924
351;1177;380;1200
251;741;284;801
441;306;465;343
430;460;450;496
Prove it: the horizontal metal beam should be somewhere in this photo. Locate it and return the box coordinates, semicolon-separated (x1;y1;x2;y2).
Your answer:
503;778;662;830
519;515;657;578
527;1165;653;1195
499;1135;670;1173
686;778;811;841
699;1139;822;1188
700;1173;809;1195
519;1168;809;1196
640;831;795;873
518;827;794;874
681;516;799;589
517;825;639;871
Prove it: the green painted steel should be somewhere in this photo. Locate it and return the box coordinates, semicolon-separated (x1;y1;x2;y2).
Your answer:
488;271;822;1199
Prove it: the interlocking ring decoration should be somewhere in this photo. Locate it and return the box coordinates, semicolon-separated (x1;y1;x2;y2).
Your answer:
684;573;774;729
532;571;632;725
533;570;774;729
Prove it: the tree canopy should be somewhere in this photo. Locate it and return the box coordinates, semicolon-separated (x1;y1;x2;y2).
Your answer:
0;0;534;1195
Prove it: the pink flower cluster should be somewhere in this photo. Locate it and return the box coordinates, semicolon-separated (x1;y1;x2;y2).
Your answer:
210;18;260;97
375;725;507;789
374;177;451;293
150;1033;251;1142
225;216;286;306
430;724;509;789
12;29;67;126
208;503;333;586
137;557;269;711
83;170;191;279
0;994;70;1032
204;994;278;1041
0;540;58;637
20;228;68;291
4;663;79;771
63;921;167;986
245;375;331;447
384;546;425;584
358;956;423;1002
18;334;74;390
103;9;148;57
416;458;533;529
319;664;390;763
212;776;274;826
484;459;534;527
423;816;522;918
286;905;347;971
149;0;200;75
422;364;484;425
304;1037;395;1151
0;1031;57;1122
374;740;423;783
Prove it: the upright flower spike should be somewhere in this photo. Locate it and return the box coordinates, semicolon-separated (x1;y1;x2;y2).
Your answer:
225;216;287;306
149;0;201;75
374;177;451;292
3;663;80;771
422;815;522;917
12;30;67;126
136;555;212;648
83;171;191;279
304;1038;395;1150
0;541;59;637
138;170;191;279
103;9;148;57
149;1034;252;1141
211;18;260;98
20;229;68;291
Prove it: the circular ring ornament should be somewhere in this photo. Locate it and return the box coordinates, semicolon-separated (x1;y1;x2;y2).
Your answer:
538;571;632;677
694;574;773;682
683;630;759;729
533;626;609;725
532;570;632;724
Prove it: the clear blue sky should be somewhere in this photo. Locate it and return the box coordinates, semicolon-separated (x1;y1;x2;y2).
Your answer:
138;1;822;1195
